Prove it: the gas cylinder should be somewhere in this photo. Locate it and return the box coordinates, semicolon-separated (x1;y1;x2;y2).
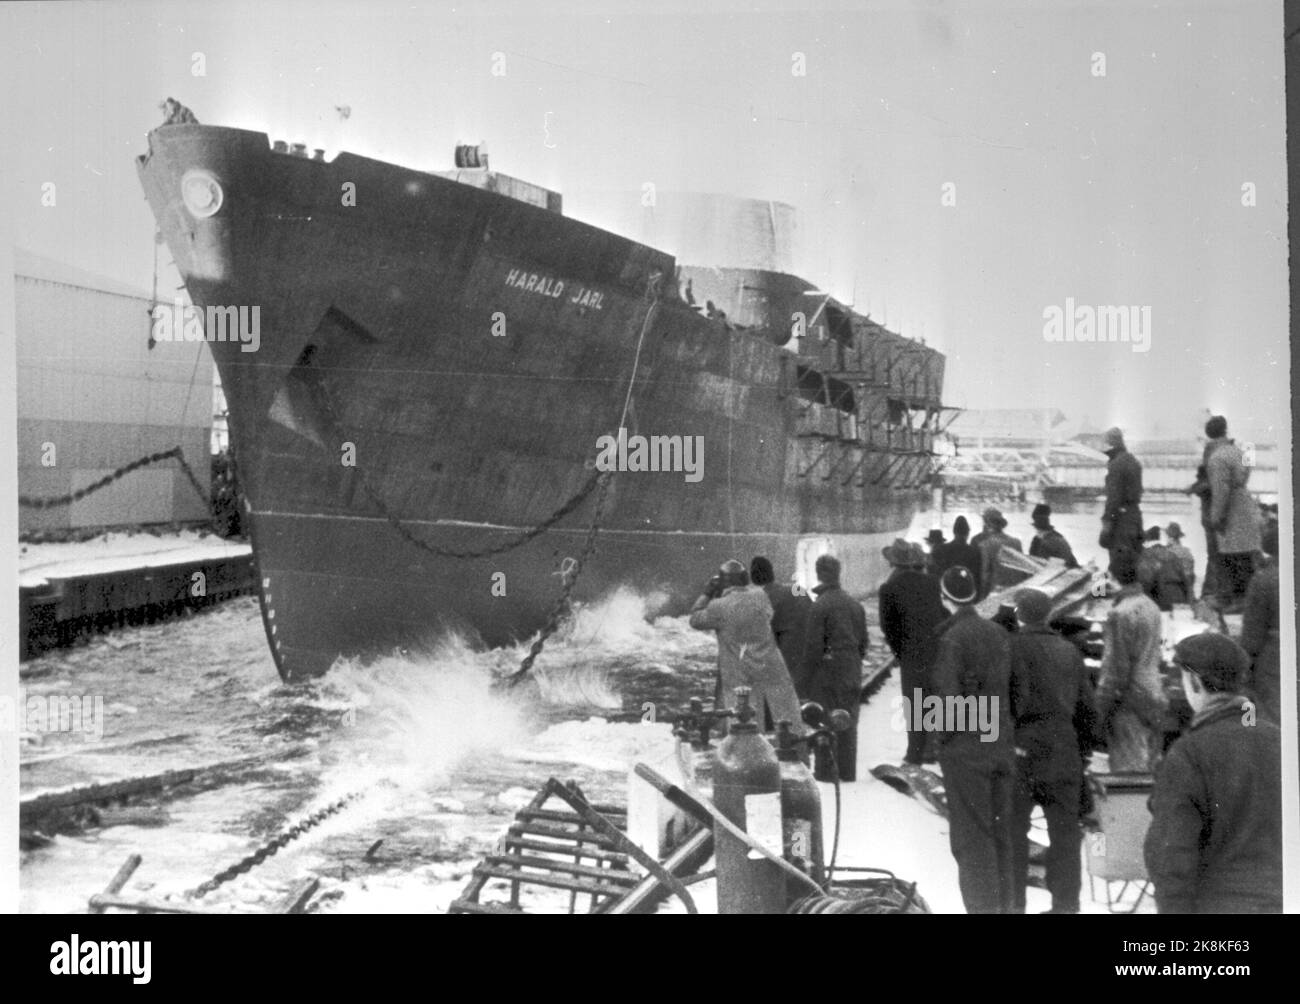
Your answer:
775;720;825;906
713;688;785;914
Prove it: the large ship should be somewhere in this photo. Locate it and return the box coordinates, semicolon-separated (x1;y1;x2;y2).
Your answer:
136;115;949;681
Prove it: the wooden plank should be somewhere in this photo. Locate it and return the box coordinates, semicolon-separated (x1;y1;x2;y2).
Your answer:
89;854;142;915
22;769;197;821
503;835;630;863
88;893;244;915
20;749;308;824
472;866;625;898
518;807;626;824
509;822;620;846
604;829;714;916
485;853;637;885
448;900;525;915
275;878;320;915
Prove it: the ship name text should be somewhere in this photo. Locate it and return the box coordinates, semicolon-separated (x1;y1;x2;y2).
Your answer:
505;268;604;310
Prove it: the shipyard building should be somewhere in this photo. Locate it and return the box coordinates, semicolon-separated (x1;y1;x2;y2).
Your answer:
15;248;213;533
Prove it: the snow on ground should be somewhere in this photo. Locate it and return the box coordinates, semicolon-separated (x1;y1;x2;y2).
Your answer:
828;669;1154;914
18;530;251;588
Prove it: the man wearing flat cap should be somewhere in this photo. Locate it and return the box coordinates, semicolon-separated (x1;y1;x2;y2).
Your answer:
1144;633;1281;913
932;565;1016;913
802;555;868;781
1007;588;1097;913
879;539;950;764
1100;426;1143;577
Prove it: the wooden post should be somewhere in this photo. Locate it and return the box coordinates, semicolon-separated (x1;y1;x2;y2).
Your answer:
89;854;143;914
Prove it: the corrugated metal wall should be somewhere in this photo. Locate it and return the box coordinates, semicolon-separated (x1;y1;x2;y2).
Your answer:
16;274;213;532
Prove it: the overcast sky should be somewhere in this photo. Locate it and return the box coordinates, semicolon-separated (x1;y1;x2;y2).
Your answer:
1;0;1289;444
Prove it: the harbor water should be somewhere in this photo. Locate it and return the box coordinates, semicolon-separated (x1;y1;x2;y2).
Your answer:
18;498;1206;913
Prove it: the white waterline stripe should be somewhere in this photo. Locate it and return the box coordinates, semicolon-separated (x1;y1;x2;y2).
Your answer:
254;510;793;538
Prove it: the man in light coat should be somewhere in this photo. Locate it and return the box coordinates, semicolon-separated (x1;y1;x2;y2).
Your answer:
690;559;805;734
1203;416;1262;610
1095;551;1167;773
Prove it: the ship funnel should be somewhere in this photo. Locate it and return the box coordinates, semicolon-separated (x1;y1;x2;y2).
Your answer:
571;192;796;272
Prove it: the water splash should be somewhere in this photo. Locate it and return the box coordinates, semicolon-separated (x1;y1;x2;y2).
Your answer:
317;636;530;799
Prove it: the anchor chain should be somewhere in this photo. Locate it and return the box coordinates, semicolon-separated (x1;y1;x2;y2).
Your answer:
187;790;365;899
503;469;613;688
19;446;210;511
315;379;606;562
309;273;660;683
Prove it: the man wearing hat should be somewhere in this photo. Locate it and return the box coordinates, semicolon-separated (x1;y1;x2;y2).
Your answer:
1144;633;1282;913
802;555;868;780
879;539;950;764
690;559;804;734
973;507;1023;599
1027;503;1078;568
1240;523;1280;723
1007;588;1098;914
1100;426;1144;577
1163;522;1196;597
931;565;1016;913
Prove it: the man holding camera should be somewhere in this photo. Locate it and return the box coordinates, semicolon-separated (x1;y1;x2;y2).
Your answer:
689;559;804;734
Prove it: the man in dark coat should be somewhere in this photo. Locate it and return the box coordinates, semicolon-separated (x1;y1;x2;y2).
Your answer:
1164;522;1196;598
1144;633;1282;914
750;555;814;699
1100;426;1143;577
1203;416;1261;610
1239;524;1280;723
1027;503;1078;568
933;515;983;596
1136;526;1192;610
924;529;947;576
1008;588;1098;914
878;539;950;764
1186;463;1219;599
932;565;1016;914
973;507;1023;599
802;555;868;782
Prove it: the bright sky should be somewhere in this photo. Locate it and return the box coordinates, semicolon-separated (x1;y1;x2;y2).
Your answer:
1;0;1289;444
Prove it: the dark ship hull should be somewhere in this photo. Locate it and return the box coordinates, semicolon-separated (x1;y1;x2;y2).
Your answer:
137;125;946;680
